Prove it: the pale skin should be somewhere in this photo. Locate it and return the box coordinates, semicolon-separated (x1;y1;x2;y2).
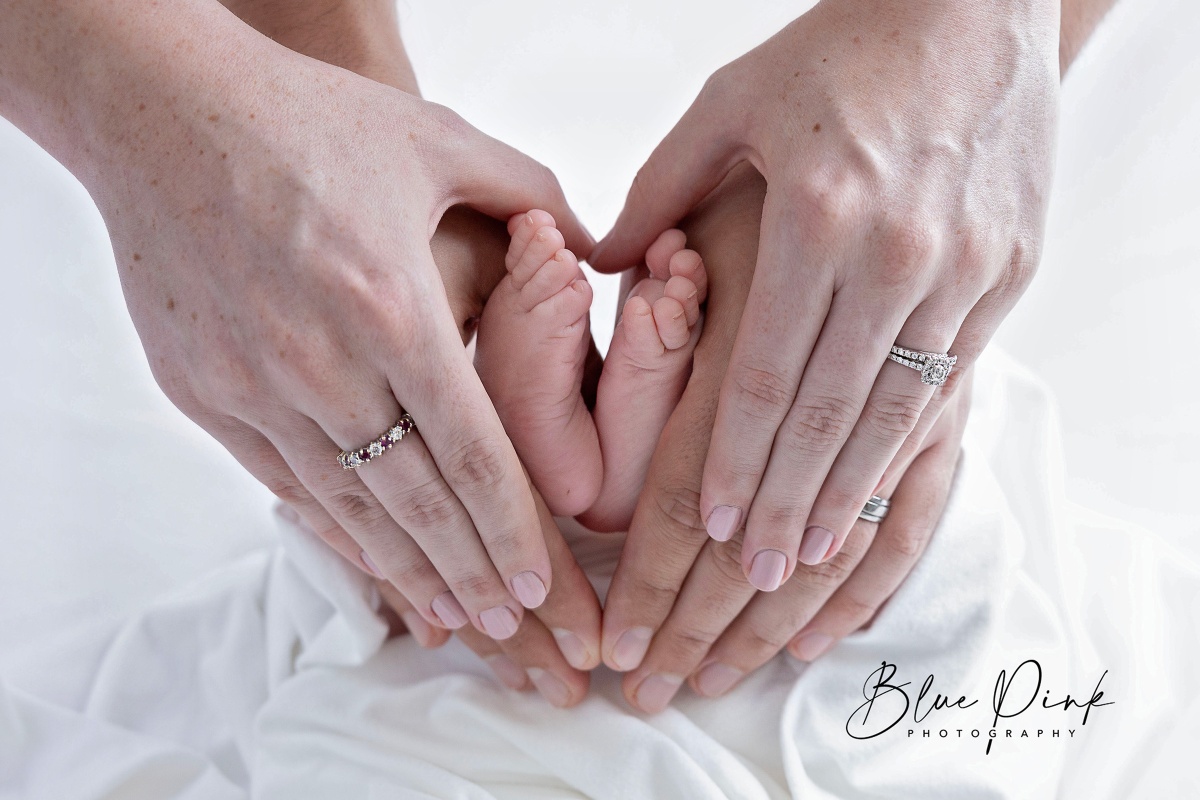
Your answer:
0;0;1117;711
0;0;597;645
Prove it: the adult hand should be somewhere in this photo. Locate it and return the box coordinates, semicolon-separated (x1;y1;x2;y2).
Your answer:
599;165;971;712
0;0;591;639
590;0;1057;586
371;207;605;708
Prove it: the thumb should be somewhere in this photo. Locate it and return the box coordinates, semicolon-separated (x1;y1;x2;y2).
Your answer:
589;81;741;274
442;114;595;258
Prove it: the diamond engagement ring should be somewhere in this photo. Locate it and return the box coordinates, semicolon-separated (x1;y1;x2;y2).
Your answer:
858;495;891;524
888;345;957;387
337;414;416;470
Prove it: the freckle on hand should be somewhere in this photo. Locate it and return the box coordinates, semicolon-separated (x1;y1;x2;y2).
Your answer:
166;297;175;311
132;253;141;261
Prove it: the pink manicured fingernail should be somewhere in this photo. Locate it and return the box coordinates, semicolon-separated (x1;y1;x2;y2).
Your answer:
401;611;434;648
610;627;653;671
798;526;835;566
431;592;469;629
485;654;528;690
359;551;383;578
552;628;590;670
512;571;548;609
694;663;743;697
635;674;683;713
748;549;787;592
791;633;835;662
705;505;742;542
528;668;572;707
481;606;520;639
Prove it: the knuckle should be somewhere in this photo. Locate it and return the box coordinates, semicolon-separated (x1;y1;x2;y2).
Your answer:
709;540;751;586
742;617;796;655
327;486;391;531
378;550;434;590
783;396;856;450
450;570;496;600
1002;236;1041;294
729;364;795;420
791;171;865;236
422;102;472;144
832;589;881;628
398;477;461;532
875;217;940;289
804;548;856;588
862;392;925;440
652;484;707;541
264;472;312;509
882;526;930;562
443;435;509;495
665;622;720;658
698;64;735;106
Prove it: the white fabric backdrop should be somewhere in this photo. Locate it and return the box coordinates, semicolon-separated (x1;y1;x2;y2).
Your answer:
1;0;1197;796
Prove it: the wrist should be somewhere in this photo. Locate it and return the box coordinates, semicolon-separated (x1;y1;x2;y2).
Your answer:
218;0;419;94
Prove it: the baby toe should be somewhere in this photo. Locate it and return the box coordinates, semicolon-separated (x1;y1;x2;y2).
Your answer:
645;229;688;280
512;225;567;289
518;249;587;316
651;296;691;351
506;209;558;273
663;274;702;328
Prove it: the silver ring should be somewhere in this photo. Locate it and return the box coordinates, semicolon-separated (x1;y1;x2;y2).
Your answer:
888;345;957;387
859;494;891;524
337;413;416;470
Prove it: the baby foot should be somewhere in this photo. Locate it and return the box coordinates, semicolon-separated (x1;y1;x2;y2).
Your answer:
474;210;602;517
578;229;709;532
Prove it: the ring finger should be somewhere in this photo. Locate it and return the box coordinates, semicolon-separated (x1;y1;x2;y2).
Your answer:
799;300;962;566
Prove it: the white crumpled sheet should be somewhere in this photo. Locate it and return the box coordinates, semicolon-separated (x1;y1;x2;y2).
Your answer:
2;350;1195;799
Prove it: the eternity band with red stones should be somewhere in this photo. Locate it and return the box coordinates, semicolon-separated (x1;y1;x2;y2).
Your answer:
337;414;416;470
887;345;958;387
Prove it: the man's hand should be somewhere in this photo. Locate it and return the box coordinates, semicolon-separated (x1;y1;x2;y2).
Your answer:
0;0;591;642
591;0;1059;589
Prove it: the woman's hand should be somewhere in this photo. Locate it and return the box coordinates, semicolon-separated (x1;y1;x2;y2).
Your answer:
1;1;591;640
599;165;971;712
590;0;1057;584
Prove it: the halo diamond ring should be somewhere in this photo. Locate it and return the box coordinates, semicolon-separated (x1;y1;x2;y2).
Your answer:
888;345;957;387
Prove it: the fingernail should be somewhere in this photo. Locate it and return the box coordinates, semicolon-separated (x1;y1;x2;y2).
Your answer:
277;503;300;524
705;505;742;542
748;549;788;592
527;668;572;708
634;674;683;714
480;606;520;640
511;571;548;609
798;526;836;566
551;628;590;670
610;627;653;672
694;663;744;697
401;611;434;648
431;592;469;629
359;550;383;578
485;654;528;690
790;633;835;662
